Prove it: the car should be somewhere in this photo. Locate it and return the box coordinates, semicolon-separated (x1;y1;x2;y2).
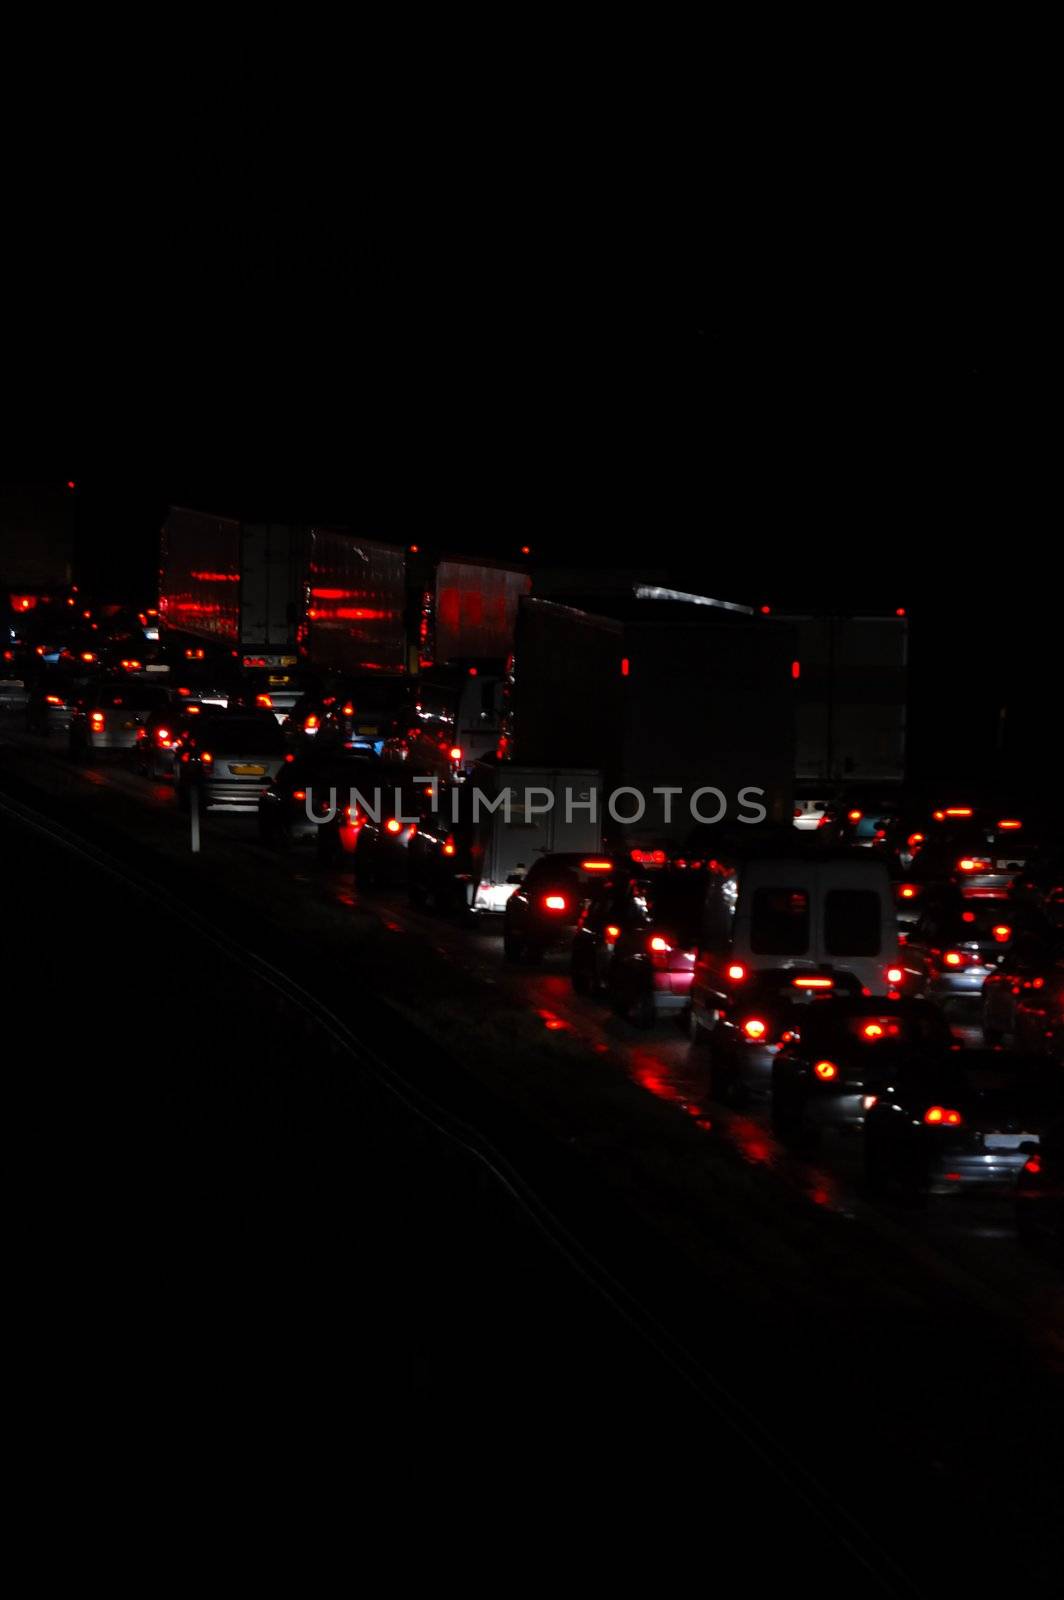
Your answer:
1013;956;1064;1064
570;870;644;995
258;750;376;848
605;871;707;1026
24;672;84;736
228;666;311;725
316;762;424;884
1014;1116;1063;1255
981;929;1062;1045
68;682;173;757
906;819;1030;900
767;997;954;1137
503;854;619;964
287;676;413;754
815;794;902;847
690;850;902;1034
175;712;289;811
134;701;206;778
900;893;1015;1003
0;646;30;711
863;1049;1061;1199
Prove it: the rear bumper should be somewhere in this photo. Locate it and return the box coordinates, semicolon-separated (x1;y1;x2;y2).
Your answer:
199;780;269;810
928;970;993;998
926;1146;1034;1192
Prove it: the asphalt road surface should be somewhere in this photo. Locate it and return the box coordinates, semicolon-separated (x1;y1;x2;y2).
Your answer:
3;720;1061;1589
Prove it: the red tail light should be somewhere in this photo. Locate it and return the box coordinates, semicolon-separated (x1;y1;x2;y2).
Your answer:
342;702;355;717
543;894;568;912
848;809;862;823
1023;1153;1042;1175
630;849;666;866
45;694;63;706
942;951;966;968
605;924;621;944
256;694;273;709
742;1018;767;1040
90;711;104;731
793;976;833;990
814;1060;839;1081
727;963;746;981
649;936;670;953
449;746;463;762
992;925;1011;943
898;884;918;900
957;857;991;873
863;1023;884;1039
304;714;319;730
908;832;925;847
442;836;456;857
886;966;903;984
385;818;402;834
200;750;213;764
924;1106;963;1126
292;789;306;802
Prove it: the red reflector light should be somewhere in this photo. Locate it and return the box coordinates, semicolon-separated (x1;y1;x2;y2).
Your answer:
793;976;833;989
924;1106;963;1126
886;967;903;984
543;894;567;911
727;964;746;981
581;860;612;871
814;1060;839;1081
743;1018;767;1039
992;925;1011;942
385;818;402;834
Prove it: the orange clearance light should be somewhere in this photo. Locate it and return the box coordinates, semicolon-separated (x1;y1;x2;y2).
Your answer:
581;860;612;871
649;936;670;953
605;924;621;943
449;747;463;762
863;1023;884;1039
544;894;567;911
385;818;403;834
814;1060;839;1081
727;963;746;981
743;1018;767;1039
886;967;903;984
997;818;1022;830
925;1106;963;1126
992;925;1011;942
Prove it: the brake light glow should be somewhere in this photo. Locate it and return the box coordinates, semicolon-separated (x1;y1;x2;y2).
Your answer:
863;1023;884;1039
899;885;917;899
605;925;621;943
649;936;670;953
743;1018;767;1039
581;860;612;872
1023;1153;1042;1175
45;695;63;706
621;657;630;676
945;807;973;818
543;894;567;911
443;836;456;857
943;951;964;967
449;747;463;761
991;925;1011;942
848;809;862;823
793;976;833;989
385;818;403;834
957;857;990;873
908;832;924;847
997;819;1022;830
90;711;104;731
814;1060;839;1081
727;964;746;981
924;1106;963;1126
886;967;903;984
630;849;666;866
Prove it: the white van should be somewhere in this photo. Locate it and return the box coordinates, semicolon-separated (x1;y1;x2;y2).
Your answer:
690;853;901;1029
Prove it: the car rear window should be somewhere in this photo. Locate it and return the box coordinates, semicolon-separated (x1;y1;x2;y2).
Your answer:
198;719;286;754
751;888;810;955
824;889;882;957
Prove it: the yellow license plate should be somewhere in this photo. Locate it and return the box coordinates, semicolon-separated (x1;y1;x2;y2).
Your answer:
230;763;266;776
357;724;379;736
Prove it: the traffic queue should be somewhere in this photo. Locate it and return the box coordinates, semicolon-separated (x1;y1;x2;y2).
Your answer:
6;619;1063;1257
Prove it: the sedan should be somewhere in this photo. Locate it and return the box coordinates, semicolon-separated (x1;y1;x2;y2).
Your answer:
69;683;173;757
503;854;618;964
176;712;289;811
605;873;707;1027
863;1049;1061;1198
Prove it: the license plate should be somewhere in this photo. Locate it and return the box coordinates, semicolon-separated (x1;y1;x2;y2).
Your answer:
995;858;1024;870
230;763;266;777
983;1132;1038;1152
357;724;379;736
